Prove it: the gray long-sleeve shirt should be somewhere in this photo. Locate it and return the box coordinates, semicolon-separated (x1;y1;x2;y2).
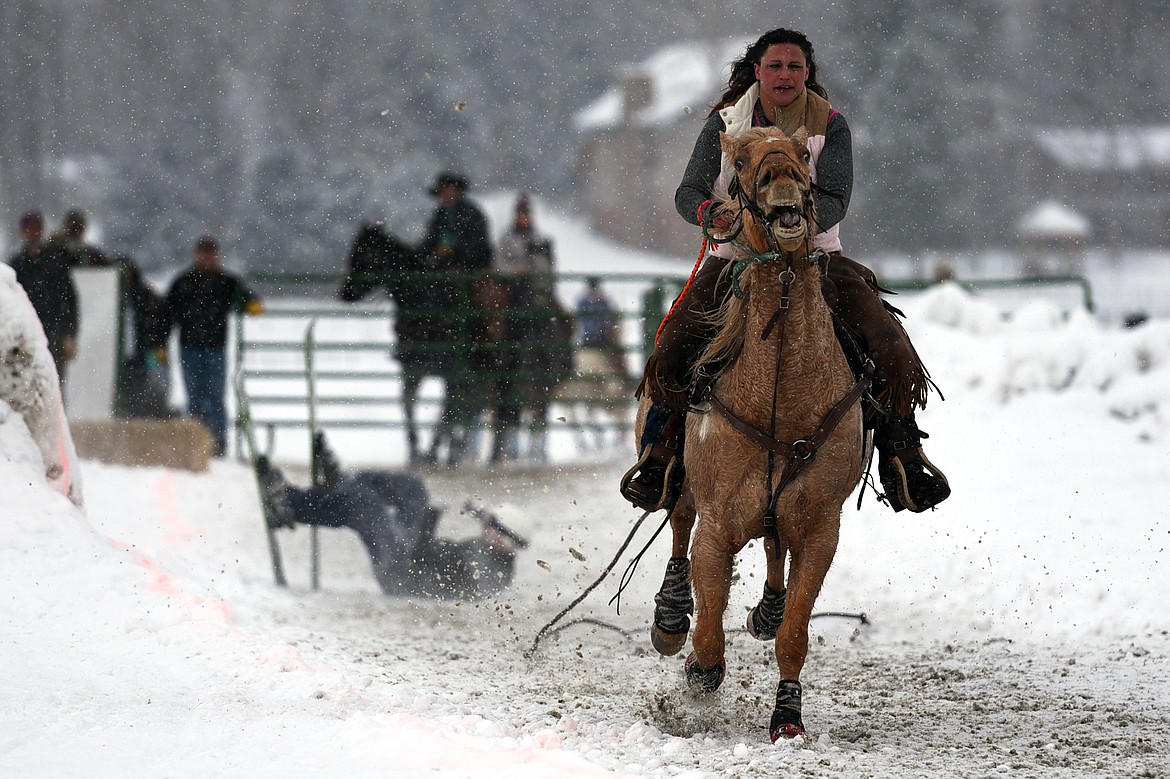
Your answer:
674;110;853;234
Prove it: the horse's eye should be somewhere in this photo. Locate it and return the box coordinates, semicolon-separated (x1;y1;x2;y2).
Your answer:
801;151;810;163
734;159;745;172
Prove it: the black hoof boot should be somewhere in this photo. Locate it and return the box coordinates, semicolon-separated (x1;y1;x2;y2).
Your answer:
746;583;786;641
650;557;693;656
684;652;726;695
769;679;805;741
876;417;951;513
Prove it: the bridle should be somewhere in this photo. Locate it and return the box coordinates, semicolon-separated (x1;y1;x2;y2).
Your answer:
704;150;871;546
710;146;821;299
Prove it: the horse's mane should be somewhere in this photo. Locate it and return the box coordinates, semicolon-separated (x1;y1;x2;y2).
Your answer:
693;129;819;386
694;264;750;379
693;189;777;379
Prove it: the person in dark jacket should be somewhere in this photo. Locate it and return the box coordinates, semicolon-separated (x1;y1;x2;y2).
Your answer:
417;172;495;464
165;235;263;455
7;210;79;390
255;432;525;598
44;208;112;269
419;172;493;272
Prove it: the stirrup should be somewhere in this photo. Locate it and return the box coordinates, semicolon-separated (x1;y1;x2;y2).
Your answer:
878;448;950;513
619;446;681;512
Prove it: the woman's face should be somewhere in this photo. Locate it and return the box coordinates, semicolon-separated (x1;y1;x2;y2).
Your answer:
754;43;809;109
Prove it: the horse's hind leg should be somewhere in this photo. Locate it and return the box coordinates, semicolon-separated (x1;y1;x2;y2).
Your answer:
650;490;695;657
747;537;788;640
769;514;840;740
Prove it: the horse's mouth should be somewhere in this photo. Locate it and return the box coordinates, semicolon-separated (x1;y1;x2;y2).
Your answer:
767;205;806;239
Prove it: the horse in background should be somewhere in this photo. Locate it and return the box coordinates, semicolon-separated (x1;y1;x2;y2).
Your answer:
637;127;868;741
338;222;476;465
490;285;575;463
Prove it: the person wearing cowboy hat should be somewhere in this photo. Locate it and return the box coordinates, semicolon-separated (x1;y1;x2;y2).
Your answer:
417;171;495;465
419;171;492;271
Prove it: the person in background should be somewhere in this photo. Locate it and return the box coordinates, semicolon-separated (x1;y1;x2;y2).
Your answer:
418;171;495;465
44;208;112;268
115;258;172;419
256;432;526;598
7;210;79;391
621;28;950;515
419;172;493;272
165;235;262;456
576;276;626;379
495;193;554;293
490;193;568;463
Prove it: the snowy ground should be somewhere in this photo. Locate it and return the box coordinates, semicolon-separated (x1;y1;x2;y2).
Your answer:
3;201;1170;777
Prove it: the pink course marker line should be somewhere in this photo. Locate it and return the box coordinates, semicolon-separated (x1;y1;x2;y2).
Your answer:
155;470;200;548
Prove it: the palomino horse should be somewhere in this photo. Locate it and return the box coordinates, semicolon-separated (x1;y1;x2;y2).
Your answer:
636;127;869;742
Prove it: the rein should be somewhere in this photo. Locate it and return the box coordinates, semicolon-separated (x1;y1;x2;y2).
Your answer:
708;369;870;532
707;162;867;546
722;147;819;299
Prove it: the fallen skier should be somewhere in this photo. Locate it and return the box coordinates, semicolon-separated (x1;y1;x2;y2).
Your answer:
255;432;526;598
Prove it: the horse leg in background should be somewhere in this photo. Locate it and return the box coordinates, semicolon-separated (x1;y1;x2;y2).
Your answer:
440;370;476;467
490;377;520;464
650;489;696;656
527;398;551;463
400;369;427;465
685;520;735;694
769;511;841;741
746;537;788;640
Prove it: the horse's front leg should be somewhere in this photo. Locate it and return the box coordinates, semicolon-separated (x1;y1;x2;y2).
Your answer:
770;512;840;740
746;536;788;640
650;490;695;656
685;519;735;694
400;370;422;464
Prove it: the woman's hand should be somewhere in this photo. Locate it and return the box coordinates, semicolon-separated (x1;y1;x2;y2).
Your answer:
709;212;734;232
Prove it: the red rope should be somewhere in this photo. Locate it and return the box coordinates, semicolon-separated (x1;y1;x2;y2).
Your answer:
655;236;708;344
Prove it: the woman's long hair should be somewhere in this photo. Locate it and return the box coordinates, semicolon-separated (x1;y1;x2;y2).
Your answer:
709;28;827;117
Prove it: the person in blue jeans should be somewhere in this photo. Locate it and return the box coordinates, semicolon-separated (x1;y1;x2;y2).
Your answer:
256;433;525;598
165;236;263;456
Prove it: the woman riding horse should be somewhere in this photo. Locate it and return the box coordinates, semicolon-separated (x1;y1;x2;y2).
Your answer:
627;27;953;743
621;28;950;516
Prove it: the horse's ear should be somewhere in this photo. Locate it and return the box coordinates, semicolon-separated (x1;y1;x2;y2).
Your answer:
792;127;809;145
719;132;738;158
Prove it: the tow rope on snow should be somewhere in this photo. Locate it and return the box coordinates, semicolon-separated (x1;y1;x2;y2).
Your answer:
525;509;655;659
523;509;871;659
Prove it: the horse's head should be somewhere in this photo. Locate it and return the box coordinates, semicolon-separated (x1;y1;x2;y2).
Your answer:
340;223;424;302
718;127;815;254
347;223;392;272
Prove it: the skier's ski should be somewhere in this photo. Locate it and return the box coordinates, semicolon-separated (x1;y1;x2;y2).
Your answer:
234;370;288;587
461;500;529;549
